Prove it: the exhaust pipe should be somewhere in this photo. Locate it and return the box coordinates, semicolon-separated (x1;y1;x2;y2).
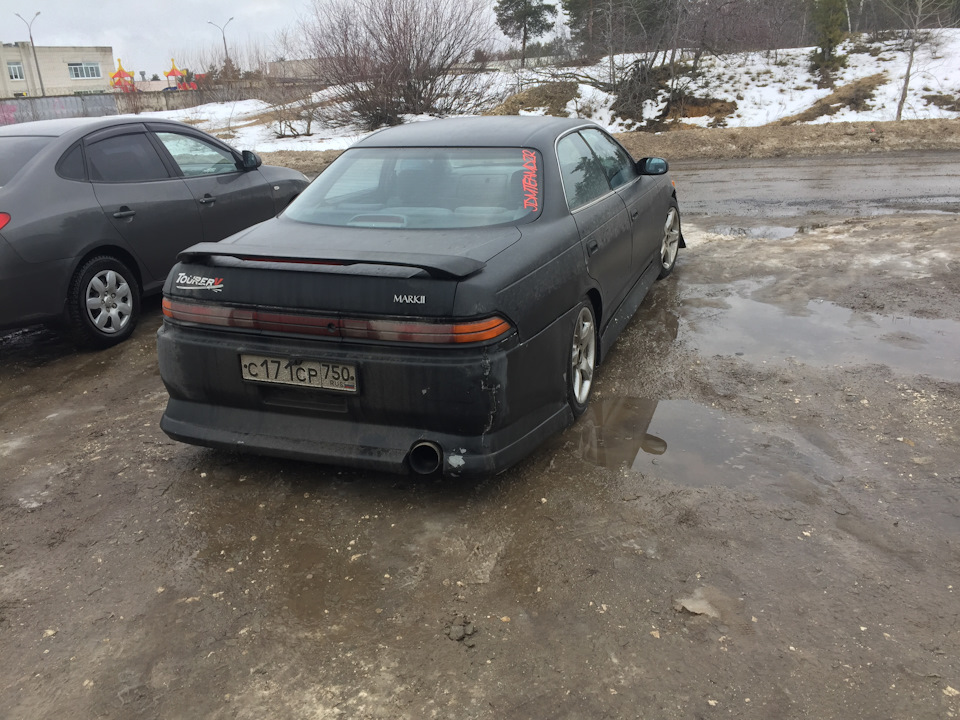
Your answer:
409;441;443;475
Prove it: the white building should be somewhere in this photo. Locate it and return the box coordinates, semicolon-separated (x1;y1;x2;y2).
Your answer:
1;42;114;98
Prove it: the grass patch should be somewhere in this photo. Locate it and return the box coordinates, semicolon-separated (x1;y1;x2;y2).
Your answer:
663;95;738;123
485;82;579;117
924;93;960;111
778;73;886;124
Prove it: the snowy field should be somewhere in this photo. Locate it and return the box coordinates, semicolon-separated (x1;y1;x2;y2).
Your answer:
141;30;960;153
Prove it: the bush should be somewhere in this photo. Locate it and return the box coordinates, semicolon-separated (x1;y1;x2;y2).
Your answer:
302;0;495;130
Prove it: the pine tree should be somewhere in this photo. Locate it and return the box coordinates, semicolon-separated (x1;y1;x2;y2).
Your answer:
811;0;848;75
495;0;558;68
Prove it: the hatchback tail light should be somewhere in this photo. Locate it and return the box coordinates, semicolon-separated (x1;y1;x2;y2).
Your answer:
162;298;514;345
0;213;10;231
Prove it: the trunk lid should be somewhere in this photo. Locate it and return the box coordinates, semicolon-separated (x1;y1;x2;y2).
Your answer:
165;216;519;318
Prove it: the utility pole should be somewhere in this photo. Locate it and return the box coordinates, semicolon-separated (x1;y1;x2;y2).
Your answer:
15;11;46;96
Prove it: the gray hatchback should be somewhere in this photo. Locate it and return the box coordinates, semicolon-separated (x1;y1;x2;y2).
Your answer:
0;116;308;347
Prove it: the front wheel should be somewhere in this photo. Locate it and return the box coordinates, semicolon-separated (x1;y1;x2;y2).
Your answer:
67;256;141;349
658;203;682;279
567;302;597;418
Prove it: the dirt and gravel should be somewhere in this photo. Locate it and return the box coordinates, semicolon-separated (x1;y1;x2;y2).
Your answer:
2;126;960;719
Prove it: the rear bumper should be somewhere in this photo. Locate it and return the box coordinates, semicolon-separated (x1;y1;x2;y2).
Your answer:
0;240;72;330
160;396;570;477
157;312;574;477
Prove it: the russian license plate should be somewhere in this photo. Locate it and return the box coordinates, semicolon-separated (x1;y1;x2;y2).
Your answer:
240;354;358;393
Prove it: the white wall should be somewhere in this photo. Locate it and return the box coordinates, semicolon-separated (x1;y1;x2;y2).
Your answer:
1;43;113;98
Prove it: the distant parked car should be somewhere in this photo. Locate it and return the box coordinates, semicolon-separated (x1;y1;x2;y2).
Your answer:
157;116;684;477
0;116;308;347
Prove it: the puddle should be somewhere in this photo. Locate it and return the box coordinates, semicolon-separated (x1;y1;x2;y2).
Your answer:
682;293;960;381
577;398;842;501
706;224;799;240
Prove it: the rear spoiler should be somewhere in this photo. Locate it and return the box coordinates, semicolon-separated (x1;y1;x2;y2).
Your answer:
178;243;485;280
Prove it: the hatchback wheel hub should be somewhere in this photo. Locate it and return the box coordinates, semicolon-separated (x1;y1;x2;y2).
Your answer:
85;270;132;334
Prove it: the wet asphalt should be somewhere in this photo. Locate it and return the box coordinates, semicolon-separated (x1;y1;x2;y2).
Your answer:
674;150;960;217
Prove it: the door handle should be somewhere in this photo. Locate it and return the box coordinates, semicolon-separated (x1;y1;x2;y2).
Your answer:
631;210;639;220
112;208;136;219
586;239;599;256
199;195;217;205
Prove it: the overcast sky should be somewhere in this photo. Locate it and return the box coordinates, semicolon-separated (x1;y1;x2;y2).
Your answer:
3;0;300;77
4;0;514;79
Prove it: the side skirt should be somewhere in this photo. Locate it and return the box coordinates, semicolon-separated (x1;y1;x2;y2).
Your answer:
598;258;660;362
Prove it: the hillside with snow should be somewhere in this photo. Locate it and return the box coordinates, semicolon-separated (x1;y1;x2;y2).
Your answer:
145;30;960;153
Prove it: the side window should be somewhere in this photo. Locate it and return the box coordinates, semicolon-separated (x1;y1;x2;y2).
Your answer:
580;128;638;189
56;143;86;181
556;133;611;210
86;133;170;183
155;132;239;177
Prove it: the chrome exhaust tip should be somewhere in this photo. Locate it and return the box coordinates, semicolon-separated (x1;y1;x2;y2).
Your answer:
409;441;443;475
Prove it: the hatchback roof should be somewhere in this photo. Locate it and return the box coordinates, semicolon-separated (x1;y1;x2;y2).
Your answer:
356;116;599;151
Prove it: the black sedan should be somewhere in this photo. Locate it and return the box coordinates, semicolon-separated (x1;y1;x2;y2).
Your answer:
157;117;684;477
0;117;308;347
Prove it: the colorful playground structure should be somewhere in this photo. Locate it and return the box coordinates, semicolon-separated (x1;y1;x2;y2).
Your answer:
110;59;201;92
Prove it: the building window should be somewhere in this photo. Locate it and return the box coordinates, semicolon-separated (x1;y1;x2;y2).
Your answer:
7;62;25;81
68;62;102;79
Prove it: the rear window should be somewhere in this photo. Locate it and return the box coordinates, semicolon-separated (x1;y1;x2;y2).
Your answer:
0;136;52;186
285;147;543;229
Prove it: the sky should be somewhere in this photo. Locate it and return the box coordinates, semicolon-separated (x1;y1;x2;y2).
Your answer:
2;0;299;77
3;0;510;79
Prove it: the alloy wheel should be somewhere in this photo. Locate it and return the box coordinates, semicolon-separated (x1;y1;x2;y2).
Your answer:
570;305;596;406
661;206;681;269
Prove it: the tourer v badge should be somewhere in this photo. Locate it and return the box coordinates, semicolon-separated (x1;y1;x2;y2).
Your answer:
176;273;224;292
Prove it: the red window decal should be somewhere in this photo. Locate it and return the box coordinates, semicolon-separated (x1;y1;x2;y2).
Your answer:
521;149;539;212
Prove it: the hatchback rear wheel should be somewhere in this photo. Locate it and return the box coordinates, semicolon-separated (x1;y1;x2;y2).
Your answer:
67;256;141;349
568;302;597;417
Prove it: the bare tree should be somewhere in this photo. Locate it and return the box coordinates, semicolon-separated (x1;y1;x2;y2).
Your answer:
301;0;496;130
881;0;951;119
172;43;222;80
260;29;325;137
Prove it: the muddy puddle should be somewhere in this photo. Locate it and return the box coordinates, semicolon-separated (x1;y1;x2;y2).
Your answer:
576;397;842;501
680;283;960;381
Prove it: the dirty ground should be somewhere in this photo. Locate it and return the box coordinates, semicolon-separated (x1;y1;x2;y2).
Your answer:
1;137;959;719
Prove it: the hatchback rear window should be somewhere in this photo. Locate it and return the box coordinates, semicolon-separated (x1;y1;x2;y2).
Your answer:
285;147;543;229
0;136;52;186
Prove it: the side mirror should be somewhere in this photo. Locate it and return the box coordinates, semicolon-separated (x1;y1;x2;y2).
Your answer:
241;150;262;170
638;157;669;175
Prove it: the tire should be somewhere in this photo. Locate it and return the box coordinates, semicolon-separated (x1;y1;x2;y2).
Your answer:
657;202;682;279
67;256;141;349
567;301;598;418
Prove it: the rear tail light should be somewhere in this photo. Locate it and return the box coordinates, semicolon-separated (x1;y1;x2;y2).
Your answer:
0;213;10;231
162;298;513;345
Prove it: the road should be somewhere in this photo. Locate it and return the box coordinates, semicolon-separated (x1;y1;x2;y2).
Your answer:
675;150;960;217
2;152;959;719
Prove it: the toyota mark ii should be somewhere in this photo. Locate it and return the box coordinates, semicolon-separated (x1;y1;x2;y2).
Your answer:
157;116;684;477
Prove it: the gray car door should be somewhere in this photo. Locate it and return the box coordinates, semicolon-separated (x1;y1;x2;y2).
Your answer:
556;132;633;314
152;130;276;241
579;128;661;273
86;128;202;287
